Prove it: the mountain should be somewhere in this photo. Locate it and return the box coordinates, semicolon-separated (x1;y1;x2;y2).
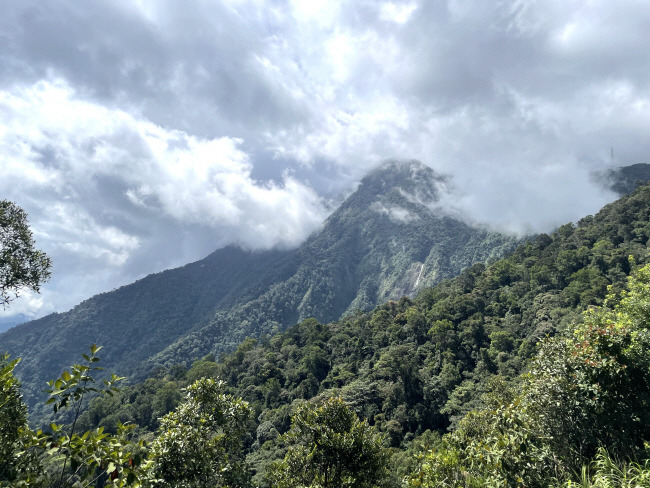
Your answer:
72;182;650;485
596;162;650;195
1;246;293;412
145;161;522;369
0;160;521;416
206;182;650;441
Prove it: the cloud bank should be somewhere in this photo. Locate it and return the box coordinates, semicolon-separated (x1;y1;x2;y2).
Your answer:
0;79;327;323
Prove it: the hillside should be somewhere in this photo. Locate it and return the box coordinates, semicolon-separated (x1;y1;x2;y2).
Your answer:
0;160;521;416
73;182;650;485
144;161;521;370
596;162;650;195
206;182;650;440
0;245;293;412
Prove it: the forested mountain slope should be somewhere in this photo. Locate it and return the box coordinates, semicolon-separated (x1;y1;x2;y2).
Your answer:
75;183;650;484
0;245;293;413
597;162;650;195
209;183;650;442
0;160;521;416
145;161;520;370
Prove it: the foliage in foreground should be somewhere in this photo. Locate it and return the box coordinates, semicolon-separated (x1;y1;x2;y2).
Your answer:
1;345;144;487
0;353;27;481
266;397;391;488
145;377;252;487
564;448;650;488
1;347;392;487
407;262;650;487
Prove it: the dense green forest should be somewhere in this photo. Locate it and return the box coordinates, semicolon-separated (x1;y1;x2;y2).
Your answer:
3;183;650;486
1;160;522;422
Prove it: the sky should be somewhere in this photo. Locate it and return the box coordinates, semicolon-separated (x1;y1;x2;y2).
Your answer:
1;0;649;328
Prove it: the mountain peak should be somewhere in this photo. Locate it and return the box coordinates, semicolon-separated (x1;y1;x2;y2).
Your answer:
364;159;445;185
344;160;449;220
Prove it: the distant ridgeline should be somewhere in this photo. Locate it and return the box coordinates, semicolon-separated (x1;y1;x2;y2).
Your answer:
72;181;650;485
596;162;650;195
1;160;523;420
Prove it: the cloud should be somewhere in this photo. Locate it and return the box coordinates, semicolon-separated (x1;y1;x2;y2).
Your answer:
2;0;650;323
0;1;311;142
370;202;419;223
379;2;418;24
255;0;648;230
0;79;327;321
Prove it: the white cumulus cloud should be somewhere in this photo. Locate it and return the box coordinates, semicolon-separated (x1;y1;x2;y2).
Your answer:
0;79;327;323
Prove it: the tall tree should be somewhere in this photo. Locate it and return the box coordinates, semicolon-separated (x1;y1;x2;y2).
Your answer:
0;200;51;308
266;397;391;488
145;378;252;487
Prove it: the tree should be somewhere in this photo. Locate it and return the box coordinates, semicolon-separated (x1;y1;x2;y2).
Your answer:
1;346;144;488
0;354;28;482
0;200;51;308
524;261;650;469
144;378;252;487
266;397;391;488
407;262;650;487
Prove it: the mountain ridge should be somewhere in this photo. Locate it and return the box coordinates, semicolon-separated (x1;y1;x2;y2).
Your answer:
143;161;522;370
595;162;650;195
71;181;650;486
1;160;522;416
